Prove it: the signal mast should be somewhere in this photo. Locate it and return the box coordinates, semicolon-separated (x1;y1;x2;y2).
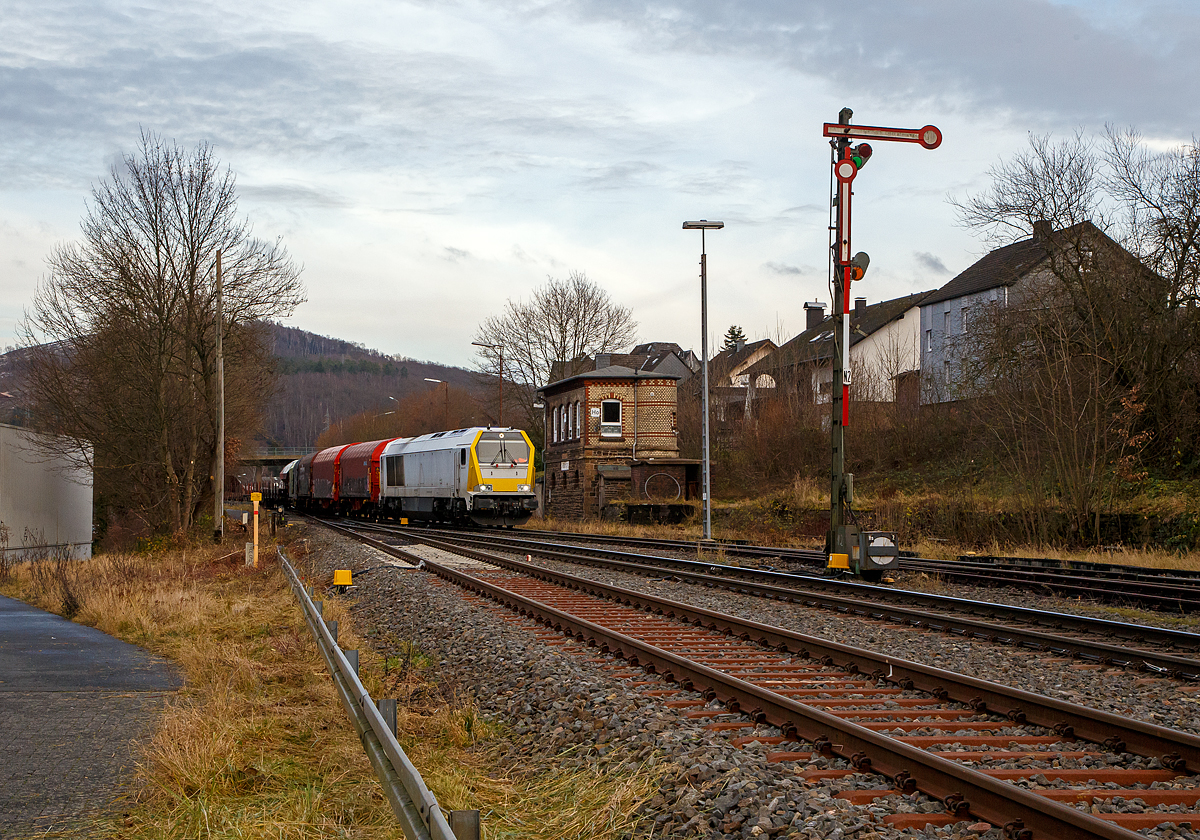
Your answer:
822;108;941;577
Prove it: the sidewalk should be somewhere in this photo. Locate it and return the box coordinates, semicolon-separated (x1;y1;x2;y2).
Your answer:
0;594;181;838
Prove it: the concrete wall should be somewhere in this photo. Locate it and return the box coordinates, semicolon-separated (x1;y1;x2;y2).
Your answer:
0;423;93;560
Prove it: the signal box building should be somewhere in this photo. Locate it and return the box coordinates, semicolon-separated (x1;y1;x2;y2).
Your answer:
539;364;699;520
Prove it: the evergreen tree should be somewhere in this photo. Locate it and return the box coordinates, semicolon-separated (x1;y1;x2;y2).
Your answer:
722;325;748;352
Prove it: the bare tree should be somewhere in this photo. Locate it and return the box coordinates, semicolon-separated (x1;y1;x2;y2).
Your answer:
20;131;304;535
473;271;637;447
953;130;1200;542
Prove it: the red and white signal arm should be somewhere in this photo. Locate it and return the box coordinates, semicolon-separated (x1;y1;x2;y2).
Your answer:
823;122;942;150
835;158;858;183
918;125;942;149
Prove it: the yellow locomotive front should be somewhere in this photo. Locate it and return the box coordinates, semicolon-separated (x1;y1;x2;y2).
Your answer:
466;429;538;527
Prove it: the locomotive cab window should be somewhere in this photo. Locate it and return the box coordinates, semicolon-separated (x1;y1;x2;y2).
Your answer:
475;431;530;467
600;400;622;437
460;448;467;466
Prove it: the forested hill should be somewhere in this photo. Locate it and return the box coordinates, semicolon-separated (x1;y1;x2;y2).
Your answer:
262;322;481;448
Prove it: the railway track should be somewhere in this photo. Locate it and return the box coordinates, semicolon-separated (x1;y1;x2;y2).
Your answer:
466;524;1200;614
359;523;1200;681
319;518;1200;839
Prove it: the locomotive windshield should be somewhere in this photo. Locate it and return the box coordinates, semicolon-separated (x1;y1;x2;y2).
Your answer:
475;432;530;467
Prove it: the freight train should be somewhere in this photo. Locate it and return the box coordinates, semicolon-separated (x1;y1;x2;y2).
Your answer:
280;427;538;527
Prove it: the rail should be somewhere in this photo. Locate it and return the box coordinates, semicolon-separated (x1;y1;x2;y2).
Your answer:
277;546;464;840
330;522;1179;839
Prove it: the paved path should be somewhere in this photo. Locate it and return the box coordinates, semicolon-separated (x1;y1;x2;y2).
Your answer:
0;594;181;838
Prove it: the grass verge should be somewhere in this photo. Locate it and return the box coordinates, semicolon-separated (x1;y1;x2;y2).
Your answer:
0;537;667;839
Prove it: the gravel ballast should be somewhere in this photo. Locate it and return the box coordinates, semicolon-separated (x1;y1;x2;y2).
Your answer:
290;524;1200;840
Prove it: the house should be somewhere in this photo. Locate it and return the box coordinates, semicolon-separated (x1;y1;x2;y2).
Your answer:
549;341;699;385
538;361;699;520
705;338;777;421
744;291;933;408
919;220;1133;403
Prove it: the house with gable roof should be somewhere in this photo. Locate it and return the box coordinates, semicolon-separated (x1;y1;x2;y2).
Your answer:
919;220;1139;403
744;291;933;410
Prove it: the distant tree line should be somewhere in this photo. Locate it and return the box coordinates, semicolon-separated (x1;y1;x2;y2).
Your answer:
276;357;406;376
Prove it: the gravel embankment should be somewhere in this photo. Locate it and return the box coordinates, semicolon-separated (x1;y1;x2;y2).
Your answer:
290;525;1200;840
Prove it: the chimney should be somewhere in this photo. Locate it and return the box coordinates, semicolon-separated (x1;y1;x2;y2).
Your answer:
735;338;745;352
594;353;611;370
1033;220;1052;242
854;297;866;317
804;300;826;330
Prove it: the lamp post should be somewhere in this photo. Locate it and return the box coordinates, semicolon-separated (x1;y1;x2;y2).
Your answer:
471;341;503;425
424;378;449;428
682;219;724;542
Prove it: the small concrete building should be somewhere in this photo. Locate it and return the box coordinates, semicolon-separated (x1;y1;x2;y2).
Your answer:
539;364;698;520
0;423;93;560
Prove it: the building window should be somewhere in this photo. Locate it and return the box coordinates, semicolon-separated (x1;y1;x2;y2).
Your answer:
943;359;951;384
961;306;970;333
573;401;580;439
926;328;932;352
552;406;560;444
943;310;950;334
600;399;622;437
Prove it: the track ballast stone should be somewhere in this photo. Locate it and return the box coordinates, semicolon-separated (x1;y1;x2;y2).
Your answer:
290;525;1200;839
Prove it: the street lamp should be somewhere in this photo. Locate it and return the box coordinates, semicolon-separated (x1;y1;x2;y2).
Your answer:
682;219;724;542
424;378;449;428
471;341;504;425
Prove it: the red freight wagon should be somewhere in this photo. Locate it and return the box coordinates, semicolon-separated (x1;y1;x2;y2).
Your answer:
294;451;318;500
311;444;352;501
339;438;397;502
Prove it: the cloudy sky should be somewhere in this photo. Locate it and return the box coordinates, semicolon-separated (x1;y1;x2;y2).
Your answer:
2;0;1197;367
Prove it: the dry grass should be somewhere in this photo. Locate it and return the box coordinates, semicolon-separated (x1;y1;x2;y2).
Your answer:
0;536;668;840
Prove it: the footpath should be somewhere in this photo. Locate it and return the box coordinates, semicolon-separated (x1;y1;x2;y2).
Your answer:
0;594;181;838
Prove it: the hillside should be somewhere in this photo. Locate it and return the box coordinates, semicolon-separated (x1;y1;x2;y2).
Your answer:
0;325;487;447
261;323;484;447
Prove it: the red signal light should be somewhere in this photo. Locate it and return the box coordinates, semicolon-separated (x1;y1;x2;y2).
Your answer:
851;143;873;169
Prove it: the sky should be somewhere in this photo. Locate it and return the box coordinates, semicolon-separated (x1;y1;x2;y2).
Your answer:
2;0;1198;368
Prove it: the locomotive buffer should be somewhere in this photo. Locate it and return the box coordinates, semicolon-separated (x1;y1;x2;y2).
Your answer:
822;108;941;579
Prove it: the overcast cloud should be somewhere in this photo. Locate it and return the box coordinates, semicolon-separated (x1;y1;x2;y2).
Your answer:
2;0;1196;364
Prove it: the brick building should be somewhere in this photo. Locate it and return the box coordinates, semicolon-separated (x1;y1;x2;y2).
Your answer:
539;364;699;519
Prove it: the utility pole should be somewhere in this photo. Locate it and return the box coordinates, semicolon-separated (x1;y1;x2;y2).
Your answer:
213;250;225;543
822;109;940;576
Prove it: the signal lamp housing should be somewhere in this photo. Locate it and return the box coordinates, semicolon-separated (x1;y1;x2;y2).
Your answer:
850;251;870;281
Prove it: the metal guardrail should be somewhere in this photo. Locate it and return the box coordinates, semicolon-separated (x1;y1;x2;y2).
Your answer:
277;547;463;840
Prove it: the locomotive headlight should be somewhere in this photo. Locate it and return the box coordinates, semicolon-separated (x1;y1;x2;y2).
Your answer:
518;484;531;492
473;484;492;493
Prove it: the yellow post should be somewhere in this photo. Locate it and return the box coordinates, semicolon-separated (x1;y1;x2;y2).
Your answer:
251;492;262;568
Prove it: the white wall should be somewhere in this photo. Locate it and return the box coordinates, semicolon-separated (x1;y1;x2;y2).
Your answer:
0;423;93;559
810;305;923;403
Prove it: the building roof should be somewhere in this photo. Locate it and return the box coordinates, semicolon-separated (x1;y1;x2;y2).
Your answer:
921;221;1109;308
746;291;933;376
710;339;776;381
542;364;682;393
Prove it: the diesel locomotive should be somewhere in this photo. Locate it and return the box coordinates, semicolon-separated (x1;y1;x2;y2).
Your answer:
281;426;538;527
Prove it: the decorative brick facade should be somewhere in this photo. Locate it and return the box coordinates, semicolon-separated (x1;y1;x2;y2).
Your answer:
540;366;697;520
